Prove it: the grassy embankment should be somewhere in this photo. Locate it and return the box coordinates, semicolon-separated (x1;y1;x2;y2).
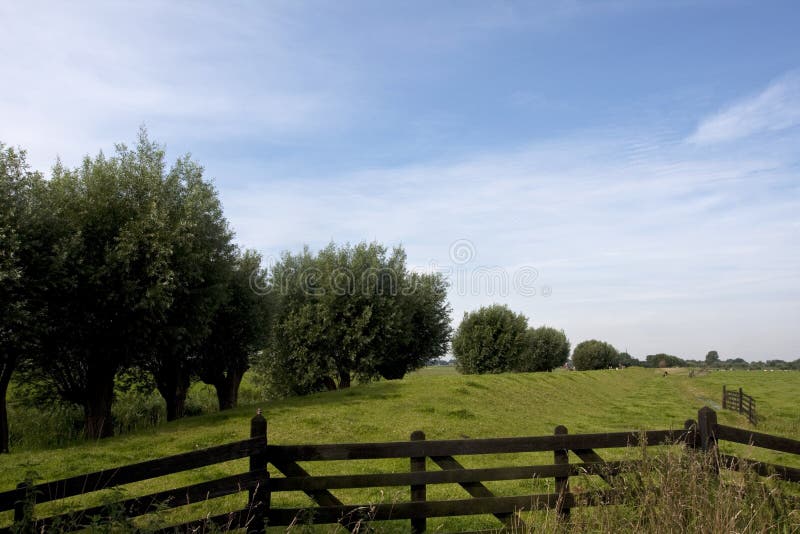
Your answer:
1;367;798;531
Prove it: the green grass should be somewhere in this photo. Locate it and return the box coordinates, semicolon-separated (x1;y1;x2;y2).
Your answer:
1;366;799;531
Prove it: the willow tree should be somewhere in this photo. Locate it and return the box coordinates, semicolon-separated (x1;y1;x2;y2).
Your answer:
572;340;619;371
197;250;272;410
452;304;528;374
22;130;235;435
0;144;44;452
263;242;451;395
25;133;179;438
516;326;570;372
144;155;234;421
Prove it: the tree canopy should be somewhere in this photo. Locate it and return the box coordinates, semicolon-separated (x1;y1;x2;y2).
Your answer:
196;250;272;410
9;130;242;436
517;326;570;372
262;242;451;395
20;134;185;437
572;340;620;371
452;304;528;374
644;353;686;368
617;351;642;367
142;153;236;421
0;144;45;452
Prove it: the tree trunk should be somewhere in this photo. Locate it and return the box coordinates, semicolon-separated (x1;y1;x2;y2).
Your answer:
164;389;187;421
337;368;351;389
213;370;244;411
83;373;115;439
321;376;337;391
0;365;13;453
156;366;190;421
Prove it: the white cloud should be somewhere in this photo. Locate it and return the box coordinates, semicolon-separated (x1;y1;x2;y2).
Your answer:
688;72;800;145
2;2;798;360
216;128;800;359
0;2;347;170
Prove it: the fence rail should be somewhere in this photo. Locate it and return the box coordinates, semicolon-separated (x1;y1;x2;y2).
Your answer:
722;385;758;424
1;406;798;533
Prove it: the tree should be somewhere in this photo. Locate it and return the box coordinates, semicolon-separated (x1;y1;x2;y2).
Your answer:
144;154;235;421
452;304;528;374
264;242;451;395
720;357;748;370
572;340;619;371
18;130;235;434
24;135;180;438
516;326;570;372
644;353;686;368
197;250;272;410
0;144;44;452
617;352;642;367
376;271;451;380
705;350;720;366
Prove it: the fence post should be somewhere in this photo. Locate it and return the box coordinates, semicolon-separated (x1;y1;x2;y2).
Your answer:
410;430;426;533
683;419;697;450
248;408;269;534
554;425;570;520
738;387;743;414
722;385;726;409
697;407;719;474
13;481;33;534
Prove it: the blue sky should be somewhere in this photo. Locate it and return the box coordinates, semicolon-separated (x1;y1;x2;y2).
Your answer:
2;1;799;360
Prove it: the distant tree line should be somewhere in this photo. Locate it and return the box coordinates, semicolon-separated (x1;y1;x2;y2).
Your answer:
453;319;800;373
577;347;800;371
699;350;800;371
0;132;452;452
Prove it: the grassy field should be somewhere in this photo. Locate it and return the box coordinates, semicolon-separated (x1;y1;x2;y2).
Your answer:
1;366;798;531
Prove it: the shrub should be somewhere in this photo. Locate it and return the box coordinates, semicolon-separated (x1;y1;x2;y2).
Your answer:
516;326;570;372
572;339;619;370
452;304;528;374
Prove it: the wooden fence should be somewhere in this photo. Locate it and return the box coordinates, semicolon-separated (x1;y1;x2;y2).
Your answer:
1;407;798;533
722;385;758;425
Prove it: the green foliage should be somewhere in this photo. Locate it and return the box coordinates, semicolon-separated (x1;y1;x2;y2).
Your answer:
516;326;570;372
9;130;237;436
452;304;528;374
262;242;451;395
705;350;720;366
114;368;158;396
144;147;235;421
0;143;44;452
196;250;272;410
377;270;451;379
617;351;643;367
572;339;620;370
6;372;270;450
645;353;687;368
18;131;189;438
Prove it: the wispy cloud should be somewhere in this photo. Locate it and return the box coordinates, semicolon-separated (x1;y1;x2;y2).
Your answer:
688;72;800;145
2;1;798;360
0;2;349;170
218;126;800;359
